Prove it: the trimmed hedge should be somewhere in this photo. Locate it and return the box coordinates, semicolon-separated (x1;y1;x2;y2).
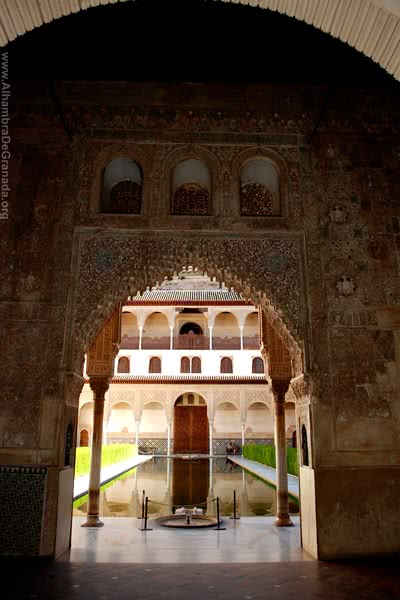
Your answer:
243;444;299;477
75;444;137;478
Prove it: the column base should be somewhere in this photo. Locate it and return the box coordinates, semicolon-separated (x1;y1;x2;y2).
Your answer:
81;516;104;528
274;514;294;527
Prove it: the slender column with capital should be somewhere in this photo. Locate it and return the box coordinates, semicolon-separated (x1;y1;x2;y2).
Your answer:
209;326;213;350
271;378;293;527
239;325;244;350
169;326;174;350
138;325;143;350
167;422;172;456
81;376;110;528
209;421;214;456
241;422;246;447
135;420;140;447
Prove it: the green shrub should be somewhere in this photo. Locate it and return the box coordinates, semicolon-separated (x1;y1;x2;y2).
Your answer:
243;444;298;476
75;444;137;478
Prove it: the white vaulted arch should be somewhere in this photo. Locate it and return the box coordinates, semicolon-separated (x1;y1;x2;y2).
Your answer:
1;1;400;80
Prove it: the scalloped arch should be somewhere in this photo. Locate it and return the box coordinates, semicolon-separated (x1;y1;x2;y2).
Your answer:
1;1;399;81
67;232;306;376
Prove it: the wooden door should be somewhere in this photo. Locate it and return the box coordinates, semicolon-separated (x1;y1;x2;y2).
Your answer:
173;405;209;454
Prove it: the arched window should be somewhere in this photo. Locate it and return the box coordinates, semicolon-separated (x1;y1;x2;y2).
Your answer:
180;322;203;335
187;394;195;404
192;357;201;373
252;357;264;374
240;159;280;216
117;356;130;373
80;429;89;447
149;356;161;373
220;357;233;373
180;357;190;373
172;158;210;215
301;424;309;466
102;157;142;214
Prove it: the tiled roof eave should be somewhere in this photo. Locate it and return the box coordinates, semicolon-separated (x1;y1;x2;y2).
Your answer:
84;375;268;385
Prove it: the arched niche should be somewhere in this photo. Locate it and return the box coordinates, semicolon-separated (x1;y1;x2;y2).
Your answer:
143;312;169;349
120;311;139;349
247;401;271;437
214;401;241;435
108;401;135;434
79;429;89;447
213;312;240;350
172;158;211;215
243;312;260;349
149;356;162;373
141;401;167;434
101;157;142;214
240;158;280;216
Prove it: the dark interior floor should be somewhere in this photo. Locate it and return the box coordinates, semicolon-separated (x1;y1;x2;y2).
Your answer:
2;558;400;600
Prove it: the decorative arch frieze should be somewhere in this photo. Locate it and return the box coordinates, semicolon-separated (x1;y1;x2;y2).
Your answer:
66;230;307;374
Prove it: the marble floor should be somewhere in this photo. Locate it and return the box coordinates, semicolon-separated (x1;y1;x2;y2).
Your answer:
4;557;400;600
68;516;310;563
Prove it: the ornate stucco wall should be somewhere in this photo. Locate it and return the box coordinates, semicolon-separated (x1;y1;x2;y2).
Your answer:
1;80;399;558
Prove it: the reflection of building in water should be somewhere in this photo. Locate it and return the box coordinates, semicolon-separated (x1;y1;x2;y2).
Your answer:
77;268;296;454
172;458;209;509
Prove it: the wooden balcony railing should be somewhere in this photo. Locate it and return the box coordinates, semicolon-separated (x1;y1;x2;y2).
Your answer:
174;334;208;350
212;336;241;350
243;336;260;350
141;336;170;350
120;335;140;349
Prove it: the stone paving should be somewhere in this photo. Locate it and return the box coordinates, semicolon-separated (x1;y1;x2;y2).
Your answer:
69;516;306;563
3;558;400;600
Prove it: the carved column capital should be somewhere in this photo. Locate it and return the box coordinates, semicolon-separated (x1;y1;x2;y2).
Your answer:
89;376;110;399
271;378;291;399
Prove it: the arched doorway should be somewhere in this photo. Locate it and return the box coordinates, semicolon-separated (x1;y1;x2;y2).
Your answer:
173;393;209;454
79;429;89;447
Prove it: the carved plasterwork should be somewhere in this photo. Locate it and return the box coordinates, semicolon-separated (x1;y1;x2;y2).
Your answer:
68;231;307;372
336;275;356;298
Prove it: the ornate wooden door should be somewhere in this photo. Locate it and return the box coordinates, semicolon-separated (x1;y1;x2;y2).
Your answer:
173;405;209;454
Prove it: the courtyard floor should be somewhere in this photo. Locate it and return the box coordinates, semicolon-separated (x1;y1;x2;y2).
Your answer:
69;516;306;563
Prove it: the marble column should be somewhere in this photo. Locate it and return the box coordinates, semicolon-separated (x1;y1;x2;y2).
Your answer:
241;422;246;447
81;376;110;528
167;422;172;456
138;325;143;350
271;378;293;527
208;326;213;350
169;326;174;350
135;420;140;447
239;325;244;350
209;421;214;456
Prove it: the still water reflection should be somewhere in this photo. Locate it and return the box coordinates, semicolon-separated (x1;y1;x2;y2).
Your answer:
73;457;299;518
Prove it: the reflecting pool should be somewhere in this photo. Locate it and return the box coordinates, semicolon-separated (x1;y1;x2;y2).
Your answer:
73;457;299;518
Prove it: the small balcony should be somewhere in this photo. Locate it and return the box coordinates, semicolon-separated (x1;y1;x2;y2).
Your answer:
174;333;208;350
